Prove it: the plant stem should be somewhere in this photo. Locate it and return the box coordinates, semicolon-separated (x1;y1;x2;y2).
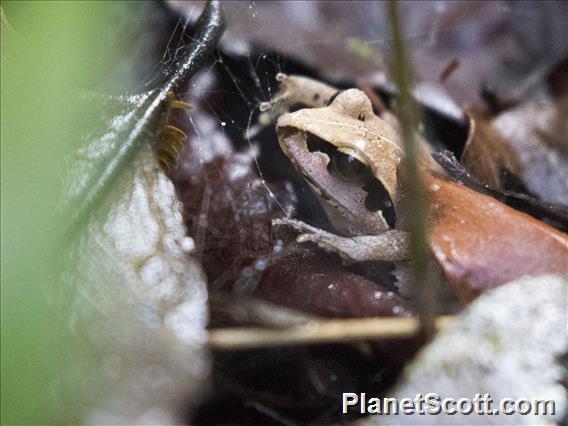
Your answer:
387;0;437;340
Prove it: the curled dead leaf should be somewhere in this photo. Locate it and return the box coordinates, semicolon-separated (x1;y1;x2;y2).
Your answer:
492;96;568;204
460;108;524;192
66;144;210;423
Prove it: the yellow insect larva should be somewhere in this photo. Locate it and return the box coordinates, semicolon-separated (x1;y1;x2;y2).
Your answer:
157;92;192;173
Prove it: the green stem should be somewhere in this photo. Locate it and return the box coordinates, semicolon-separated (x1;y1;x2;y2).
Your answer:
387;0;437;339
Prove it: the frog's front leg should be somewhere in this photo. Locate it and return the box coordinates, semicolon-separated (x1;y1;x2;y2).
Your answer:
273;218;410;263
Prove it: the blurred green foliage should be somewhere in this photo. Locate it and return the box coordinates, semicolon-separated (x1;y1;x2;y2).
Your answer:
1;2;120;423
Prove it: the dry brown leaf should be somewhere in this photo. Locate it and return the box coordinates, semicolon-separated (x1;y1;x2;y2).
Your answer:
460;108;524;191
492;96;568;204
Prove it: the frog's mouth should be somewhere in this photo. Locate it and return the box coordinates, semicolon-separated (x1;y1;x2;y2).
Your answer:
278;127;396;235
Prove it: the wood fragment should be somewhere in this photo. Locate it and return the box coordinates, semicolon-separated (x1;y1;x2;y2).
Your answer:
208;316;455;350
439;58;460;83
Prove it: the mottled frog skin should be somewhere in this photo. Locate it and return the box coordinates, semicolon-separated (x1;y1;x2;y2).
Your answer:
271;74;422;263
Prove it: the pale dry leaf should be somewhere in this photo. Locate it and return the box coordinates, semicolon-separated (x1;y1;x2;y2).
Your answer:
492;96;568;204
362;274;568;425
65;143;209;424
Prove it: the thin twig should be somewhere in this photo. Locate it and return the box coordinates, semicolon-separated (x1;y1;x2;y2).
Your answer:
208;316;455;350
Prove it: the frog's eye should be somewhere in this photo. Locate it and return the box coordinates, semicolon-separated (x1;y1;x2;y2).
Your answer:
331;147;369;183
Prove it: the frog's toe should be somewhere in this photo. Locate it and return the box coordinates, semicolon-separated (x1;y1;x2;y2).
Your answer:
298;231;411;263
273;219;410;262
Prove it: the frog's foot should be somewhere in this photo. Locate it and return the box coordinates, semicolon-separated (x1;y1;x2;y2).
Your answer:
273;218;410;262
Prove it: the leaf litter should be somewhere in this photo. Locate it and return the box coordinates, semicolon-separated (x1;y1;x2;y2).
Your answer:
51;1;568;423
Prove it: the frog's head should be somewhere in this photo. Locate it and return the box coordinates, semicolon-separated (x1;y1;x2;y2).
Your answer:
276;89;404;236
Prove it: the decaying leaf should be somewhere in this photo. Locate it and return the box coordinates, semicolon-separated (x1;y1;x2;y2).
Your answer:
65;143;210;423
425;174;568;304
432;150;568;232
64;94;206;425
176;150;297;292
255;247;412;319
492;95;568;204
58;2;226;422
361;274;567;425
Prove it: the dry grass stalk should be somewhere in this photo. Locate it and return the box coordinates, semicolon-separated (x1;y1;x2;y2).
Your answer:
208;315;455;350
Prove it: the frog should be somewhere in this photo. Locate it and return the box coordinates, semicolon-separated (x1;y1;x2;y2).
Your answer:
266;74;568;303
267;73;433;264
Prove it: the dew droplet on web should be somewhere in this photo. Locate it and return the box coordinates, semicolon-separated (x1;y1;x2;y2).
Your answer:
254;258;268;271
273;239;284;253
220;121;226;127
181;236;195;252
259;101;271;112
243;266;254;278
435;1;448;13
373;291;383;300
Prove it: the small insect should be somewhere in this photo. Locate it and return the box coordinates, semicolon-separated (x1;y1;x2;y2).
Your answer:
156;92;192;173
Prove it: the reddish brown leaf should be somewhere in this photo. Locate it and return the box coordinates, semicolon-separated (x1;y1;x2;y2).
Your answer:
255;249;413;319
426;174;568;303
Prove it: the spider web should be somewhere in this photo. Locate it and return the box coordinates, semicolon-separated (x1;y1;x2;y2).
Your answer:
145;1;439;230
